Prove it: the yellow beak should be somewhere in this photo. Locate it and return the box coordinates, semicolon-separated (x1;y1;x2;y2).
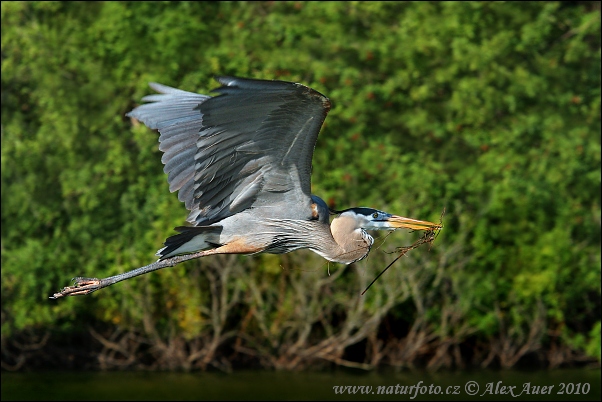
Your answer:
388;215;442;231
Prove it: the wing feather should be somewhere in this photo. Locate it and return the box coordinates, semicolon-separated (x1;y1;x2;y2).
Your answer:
127;76;331;226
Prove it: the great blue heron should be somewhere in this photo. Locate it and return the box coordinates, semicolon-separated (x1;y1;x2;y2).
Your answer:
51;76;441;299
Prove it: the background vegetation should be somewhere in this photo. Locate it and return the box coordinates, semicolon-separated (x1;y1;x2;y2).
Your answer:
1;1;600;371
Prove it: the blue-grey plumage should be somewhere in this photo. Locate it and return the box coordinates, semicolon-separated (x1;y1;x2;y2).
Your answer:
128;77;329;227
51;76;441;299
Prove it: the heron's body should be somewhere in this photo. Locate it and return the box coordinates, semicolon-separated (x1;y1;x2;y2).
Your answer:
160;204;372;265
51;76;441;298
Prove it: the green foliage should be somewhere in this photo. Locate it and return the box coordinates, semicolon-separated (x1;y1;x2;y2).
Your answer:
1;1;600;368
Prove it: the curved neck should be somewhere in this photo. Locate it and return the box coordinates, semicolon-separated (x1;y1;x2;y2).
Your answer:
316;215;372;264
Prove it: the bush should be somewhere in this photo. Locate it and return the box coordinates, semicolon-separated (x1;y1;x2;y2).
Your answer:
1;1;600;370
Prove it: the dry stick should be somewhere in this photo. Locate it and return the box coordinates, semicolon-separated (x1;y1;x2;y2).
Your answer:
361;208;445;296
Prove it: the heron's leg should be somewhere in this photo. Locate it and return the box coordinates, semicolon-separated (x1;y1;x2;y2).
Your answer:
49;252;207;299
50;240;264;299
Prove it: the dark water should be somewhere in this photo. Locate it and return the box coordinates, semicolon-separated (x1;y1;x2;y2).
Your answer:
2;368;600;401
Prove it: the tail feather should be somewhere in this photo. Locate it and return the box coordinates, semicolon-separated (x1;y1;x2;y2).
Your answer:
157;225;222;260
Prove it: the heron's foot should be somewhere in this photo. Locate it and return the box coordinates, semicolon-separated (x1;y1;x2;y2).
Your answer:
50;277;102;299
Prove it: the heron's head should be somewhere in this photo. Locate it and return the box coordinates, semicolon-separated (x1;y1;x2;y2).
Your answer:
338;207;441;231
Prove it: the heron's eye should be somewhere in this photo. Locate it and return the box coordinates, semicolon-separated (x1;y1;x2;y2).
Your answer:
372;212;379;219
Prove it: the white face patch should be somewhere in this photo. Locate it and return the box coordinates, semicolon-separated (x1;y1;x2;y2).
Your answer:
340;209;394;231
363;220;396;231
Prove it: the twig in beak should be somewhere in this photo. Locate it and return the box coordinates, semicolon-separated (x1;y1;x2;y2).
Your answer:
361;208;445;296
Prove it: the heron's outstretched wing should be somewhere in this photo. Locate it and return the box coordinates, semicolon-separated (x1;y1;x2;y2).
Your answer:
127;76;331;226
